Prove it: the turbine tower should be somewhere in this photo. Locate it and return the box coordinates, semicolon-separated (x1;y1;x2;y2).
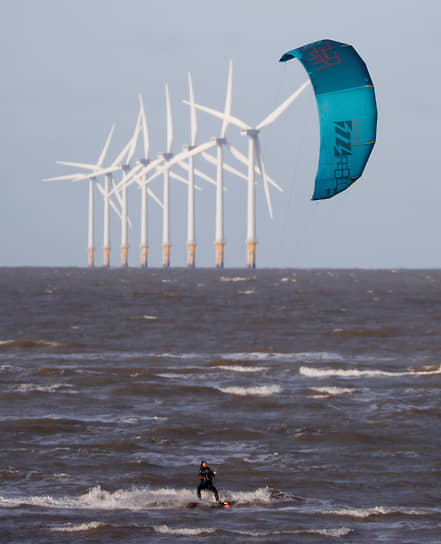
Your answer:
183;61;249;267
160;83;173;268
186;80;310;268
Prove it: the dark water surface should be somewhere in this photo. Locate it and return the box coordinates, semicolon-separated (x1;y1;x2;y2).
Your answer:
0;268;440;543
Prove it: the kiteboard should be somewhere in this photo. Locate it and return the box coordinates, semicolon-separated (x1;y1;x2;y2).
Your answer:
186;501;232;509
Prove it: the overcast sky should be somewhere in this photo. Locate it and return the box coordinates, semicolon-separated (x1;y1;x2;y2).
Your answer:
2;0;440;268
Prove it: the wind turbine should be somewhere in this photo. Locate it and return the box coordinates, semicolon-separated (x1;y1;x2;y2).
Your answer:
184;79;310;268
57;105;145;268
182;62;250;267
42;124;124;267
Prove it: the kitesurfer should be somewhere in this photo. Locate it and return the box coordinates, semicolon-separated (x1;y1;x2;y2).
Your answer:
197;460;219;501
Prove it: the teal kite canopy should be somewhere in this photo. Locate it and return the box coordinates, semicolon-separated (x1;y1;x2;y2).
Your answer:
280;39;377;200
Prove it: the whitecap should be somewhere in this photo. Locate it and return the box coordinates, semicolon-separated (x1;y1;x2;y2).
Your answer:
153;525;215;536
215;365;267;373
220;276;255;282
217;385;281;396
300;366;441;378
309;386;355;398
50;521;106;533
324;506;430;518
12;383;75;394
223;352;343;362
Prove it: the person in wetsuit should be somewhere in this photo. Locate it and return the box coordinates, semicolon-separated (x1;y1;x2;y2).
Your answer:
197;460;219;501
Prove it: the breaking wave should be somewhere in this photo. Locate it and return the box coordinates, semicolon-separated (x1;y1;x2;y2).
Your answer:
215;365;267;373
50;521;106;533
237;527;352;538
309;386;355;398
324;506;432;518
153;525;216;536
216;385;281;396
0;485;274;511
300;365;441;378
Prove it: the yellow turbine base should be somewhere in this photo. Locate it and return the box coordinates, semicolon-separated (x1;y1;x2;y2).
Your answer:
162;244;171;268
215;242;224;269
140;245;148;268
246;241;257;269
121;246;128;268
187;243;196;268
88;248;94;268
103;247;110;268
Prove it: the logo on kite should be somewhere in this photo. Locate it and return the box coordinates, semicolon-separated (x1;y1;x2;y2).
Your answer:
279;39;377;200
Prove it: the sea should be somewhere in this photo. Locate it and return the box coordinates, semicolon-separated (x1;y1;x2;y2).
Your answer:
0;267;440;543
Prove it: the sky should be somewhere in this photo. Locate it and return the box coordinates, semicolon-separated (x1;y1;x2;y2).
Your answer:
2;0;441;268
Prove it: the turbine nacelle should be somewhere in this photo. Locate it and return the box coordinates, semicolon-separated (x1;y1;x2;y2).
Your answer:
241;128;260;138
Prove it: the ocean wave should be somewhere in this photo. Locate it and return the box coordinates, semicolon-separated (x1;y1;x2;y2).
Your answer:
216;385;281;396
222;352;343;362
237;527;352;538
0;485;275;511
11;383;75;394
127;315;159;321
153;525;215;536
0;339;68;349
220;276;255;282
300;365;441;378
309;386;355;398
323;506;431;518
215;365;267;373
50;521;106;533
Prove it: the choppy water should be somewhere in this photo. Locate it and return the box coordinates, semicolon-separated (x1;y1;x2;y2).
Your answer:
1;268;440;543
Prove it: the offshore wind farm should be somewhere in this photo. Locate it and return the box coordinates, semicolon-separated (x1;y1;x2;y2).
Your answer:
43;62;307;269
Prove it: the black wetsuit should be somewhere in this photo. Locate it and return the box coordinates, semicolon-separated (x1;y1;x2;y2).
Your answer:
197;463;219;501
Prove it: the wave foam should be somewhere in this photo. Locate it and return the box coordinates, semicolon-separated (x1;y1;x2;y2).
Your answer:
237;527;352;538
216;365;267;373
324;506;430;518
50;521;106;533
12;383;75;394
217;385;281;396
0;485;274;511
153;525;215;536
223;352;343;362
309;386;355;397
300;365;441;378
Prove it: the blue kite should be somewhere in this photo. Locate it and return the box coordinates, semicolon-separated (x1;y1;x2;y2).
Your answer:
280;39;377;200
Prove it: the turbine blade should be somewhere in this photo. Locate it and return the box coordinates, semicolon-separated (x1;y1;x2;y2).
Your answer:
182;100;249;131
42;173;86;182
56;161;99;170
139;94;150;158
109;196;123;219
226;143;282;190
163;140;216;171
221;59;233;137
108;163;143;197
257;80;310;130
165;83;173;153
126;110;142;163
97;123;115;167
201;151;247;181
187;72;197;146
112;137;133;166
225;143;249;167
147;187;164;209
254;136;273;218
169;171;189;185
111;179;124;206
